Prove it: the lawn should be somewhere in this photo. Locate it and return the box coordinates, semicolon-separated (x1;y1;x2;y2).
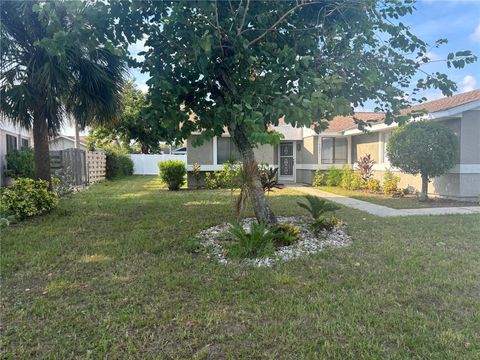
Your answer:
316;185;478;209
2;176;479;359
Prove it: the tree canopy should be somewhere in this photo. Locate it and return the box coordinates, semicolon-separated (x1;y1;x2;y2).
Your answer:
387;121;459;200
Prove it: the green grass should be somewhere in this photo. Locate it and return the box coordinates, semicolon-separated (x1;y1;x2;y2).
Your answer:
1;176;479;359
317;185;478;209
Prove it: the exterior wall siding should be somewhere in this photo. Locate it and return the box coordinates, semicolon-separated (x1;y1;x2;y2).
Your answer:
352;133;379;163
459;110;480;164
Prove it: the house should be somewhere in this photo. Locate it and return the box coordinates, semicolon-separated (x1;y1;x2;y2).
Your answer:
187;90;480;201
49;135;88;151
0;119;33;186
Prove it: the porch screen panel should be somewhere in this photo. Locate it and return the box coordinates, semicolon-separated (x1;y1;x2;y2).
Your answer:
217;138;241;164
334;138;347;164
321;138;333;164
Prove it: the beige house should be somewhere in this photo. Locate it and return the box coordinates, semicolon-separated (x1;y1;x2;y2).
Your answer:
187;90;480;201
49;135;88;151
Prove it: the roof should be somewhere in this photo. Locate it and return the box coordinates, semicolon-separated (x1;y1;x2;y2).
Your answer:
407;89;480;114
324;89;480;133
50;135;88;145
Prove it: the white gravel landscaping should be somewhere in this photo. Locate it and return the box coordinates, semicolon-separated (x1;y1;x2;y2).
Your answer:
196;216;352;267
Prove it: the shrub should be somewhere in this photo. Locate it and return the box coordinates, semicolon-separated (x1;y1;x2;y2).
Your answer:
297;195;340;219
339;166;362;190
4;148;34;179
326;167;342;186
382;170;400;196
356;154;375;182
158;160;187;190
259;165;280;193
204;161;241;189
105;149;134;179
227;222;275;259
0;178;58;219
270;223;300;247
366;178;380;193
312;170;326;187
311;215;339;233
191;163;201;187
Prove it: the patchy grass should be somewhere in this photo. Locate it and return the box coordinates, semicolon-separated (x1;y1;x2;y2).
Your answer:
317;186;478;209
1;176;479;359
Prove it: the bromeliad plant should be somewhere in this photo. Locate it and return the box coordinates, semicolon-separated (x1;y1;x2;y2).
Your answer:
297;195;341;233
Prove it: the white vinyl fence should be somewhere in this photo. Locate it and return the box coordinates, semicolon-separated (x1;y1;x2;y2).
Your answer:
129;154;187;175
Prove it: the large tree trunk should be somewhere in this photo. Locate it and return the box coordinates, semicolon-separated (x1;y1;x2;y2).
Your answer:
419;174;428;202
229;123;277;226
74;119;81;149
32;115;51;185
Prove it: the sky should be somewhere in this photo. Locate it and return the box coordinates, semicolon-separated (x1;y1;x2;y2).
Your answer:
66;0;480;134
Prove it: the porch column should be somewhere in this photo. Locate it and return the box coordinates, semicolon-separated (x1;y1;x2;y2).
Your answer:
212;136;217;166
378;132;384;165
347;136;352;165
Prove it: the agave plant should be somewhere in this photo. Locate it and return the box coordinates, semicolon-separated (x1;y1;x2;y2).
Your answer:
297;195;340;220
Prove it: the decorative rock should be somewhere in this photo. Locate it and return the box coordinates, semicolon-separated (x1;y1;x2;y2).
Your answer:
195;216;352;267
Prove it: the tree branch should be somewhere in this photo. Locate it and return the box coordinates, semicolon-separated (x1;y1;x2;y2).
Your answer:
237;0;250;35
246;1;322;47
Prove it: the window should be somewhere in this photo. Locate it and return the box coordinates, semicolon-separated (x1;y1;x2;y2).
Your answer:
217;137;241;164
321;137;347;164
6;134;17;154
21;138;29;148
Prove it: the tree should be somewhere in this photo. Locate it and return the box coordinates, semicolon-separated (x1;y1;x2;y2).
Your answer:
89;81;164;154
136;1;475;225
387;121;459;201
1;1;127;184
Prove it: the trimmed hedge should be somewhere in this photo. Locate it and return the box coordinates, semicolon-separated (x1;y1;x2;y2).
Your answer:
158;160;186;190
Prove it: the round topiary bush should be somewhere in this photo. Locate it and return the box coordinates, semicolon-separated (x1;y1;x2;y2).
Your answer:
158;160;186;190
387;121;459;201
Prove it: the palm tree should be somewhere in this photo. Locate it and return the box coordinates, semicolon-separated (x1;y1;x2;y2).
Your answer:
1;1;126;184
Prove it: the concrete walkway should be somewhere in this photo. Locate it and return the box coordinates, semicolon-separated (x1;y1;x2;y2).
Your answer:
290;186;480;217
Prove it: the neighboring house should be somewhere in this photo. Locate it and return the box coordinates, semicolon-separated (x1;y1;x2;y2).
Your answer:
0;119;33;186
49;135;88;151
187;90;480;201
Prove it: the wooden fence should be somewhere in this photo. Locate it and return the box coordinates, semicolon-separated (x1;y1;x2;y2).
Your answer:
50;149;106;186
86;151;106;183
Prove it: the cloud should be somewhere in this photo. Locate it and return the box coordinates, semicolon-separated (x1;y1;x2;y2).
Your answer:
470;23;480;42
460;75;477;92
425;51;441;61
128;36;149;62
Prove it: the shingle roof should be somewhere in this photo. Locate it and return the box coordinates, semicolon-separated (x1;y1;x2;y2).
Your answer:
323;89;480;133
406;89;480;114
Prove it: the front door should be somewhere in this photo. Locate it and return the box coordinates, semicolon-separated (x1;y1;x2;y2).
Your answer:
278;142;295;182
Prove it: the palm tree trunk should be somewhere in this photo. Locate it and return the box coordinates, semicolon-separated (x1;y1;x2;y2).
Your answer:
32;115;51;185
229;123;277;226
74;119;81;149
419;174;428;202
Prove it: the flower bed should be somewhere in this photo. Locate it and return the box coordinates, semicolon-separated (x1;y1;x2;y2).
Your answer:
196;216;351;267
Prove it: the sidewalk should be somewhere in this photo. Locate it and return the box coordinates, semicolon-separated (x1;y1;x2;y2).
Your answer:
291;186;480;217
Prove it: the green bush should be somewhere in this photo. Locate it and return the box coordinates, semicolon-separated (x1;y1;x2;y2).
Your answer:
311;215;339;233
227;222;275;259
366;178;381;193
4;148;34;179
270;223;300;247
158;160;186;190
382;170;400;196
0;178;58;219
205;161;241;189
105;149;133;179
312;170;326;187
338;166;362;190
326;167;342;186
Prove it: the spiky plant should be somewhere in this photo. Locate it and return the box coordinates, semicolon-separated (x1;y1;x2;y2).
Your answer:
297;195;340;220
